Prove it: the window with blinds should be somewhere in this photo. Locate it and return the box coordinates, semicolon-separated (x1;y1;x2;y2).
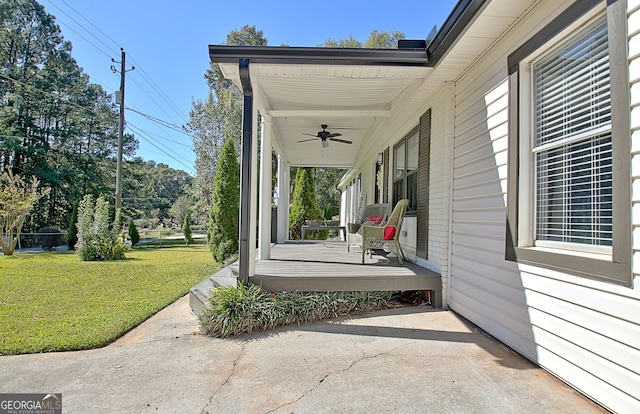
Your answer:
532;14;612;250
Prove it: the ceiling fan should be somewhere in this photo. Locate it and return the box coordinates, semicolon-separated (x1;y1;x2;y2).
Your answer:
298;124;353;148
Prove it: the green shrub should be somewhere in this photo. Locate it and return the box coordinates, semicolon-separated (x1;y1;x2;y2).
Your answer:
208;139;240;263
183;214;194;245
323;204;333;221
99;236;127;260
76;195;127;261
198;283;394;338
128;220;140;247
36;226;64;251
67;201;79;250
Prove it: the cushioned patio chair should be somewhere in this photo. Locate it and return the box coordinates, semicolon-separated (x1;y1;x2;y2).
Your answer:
346;203;390;252
361;199;409;264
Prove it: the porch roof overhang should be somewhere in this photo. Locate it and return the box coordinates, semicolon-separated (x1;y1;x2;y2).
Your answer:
210;49;434;168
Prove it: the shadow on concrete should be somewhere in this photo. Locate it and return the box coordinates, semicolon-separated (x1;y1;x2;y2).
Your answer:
293;306;537;371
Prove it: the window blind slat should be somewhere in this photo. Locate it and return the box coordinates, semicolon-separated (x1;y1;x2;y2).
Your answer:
536;76;610;119
535;44;608;87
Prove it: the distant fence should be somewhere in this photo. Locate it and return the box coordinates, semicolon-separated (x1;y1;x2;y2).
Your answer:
11;232;68;250
9;229;209;250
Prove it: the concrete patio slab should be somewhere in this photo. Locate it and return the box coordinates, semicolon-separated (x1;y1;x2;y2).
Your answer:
0;295;606;413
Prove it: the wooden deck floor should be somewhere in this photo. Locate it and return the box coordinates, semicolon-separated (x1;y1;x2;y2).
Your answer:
230;241;442;306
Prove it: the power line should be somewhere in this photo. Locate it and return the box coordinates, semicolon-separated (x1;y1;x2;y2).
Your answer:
26;1;195;175
126;107;190;135
46;1;188;125
127;125;195;174
52;18;113;60
127;75;182;127
127;123;193;164
127;55;189;123
57;0;121;50
46;0;119;57
127;121;192;149
44;1;188;127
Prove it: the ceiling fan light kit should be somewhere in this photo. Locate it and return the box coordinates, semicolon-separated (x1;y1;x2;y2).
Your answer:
298;124;353;148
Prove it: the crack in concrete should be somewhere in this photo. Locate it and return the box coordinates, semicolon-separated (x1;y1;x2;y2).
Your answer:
264;343;409;414
112;332;198;348
200;342;247;414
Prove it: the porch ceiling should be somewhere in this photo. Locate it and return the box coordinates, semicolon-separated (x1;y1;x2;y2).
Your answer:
218;63;431;167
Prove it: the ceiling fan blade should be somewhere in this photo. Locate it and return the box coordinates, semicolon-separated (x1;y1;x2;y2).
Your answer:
329;137;353;144
302;133;318;137
327;132;342;138
298;138;319;143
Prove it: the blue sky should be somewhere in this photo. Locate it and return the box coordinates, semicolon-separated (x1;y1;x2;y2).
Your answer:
38;0;458;175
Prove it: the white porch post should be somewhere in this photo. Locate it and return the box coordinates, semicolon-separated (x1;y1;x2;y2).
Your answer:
277;155;289;242
340;188;347;226
258;115;273;260
248;103;259;276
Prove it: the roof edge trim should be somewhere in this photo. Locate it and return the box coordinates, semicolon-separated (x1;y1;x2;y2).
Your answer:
427;0;488;65
209;45;429;66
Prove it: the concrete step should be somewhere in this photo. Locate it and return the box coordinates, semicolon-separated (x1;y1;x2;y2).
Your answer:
188;267;237;315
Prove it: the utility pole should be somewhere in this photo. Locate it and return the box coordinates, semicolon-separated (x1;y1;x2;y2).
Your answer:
111;48;134;214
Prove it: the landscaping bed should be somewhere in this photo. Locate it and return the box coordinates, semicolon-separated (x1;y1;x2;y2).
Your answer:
199;283;431;338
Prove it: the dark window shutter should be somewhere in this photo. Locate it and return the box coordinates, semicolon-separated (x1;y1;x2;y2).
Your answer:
383;147;389;203
416;109;431;260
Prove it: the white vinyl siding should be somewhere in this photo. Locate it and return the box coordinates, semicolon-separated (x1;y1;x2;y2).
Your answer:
427;92;452;277
425;85;454;290
449;0;640;412
371;83;453;303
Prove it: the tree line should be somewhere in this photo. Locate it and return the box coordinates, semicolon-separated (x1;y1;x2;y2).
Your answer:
1;0;405;260
0;0;192;234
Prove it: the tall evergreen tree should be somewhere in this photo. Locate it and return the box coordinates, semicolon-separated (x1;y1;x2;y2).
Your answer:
208;139;240;263
67;200;79;249
289;168;324;240
187;25;266;223
128;219;140;247
183;214;194;245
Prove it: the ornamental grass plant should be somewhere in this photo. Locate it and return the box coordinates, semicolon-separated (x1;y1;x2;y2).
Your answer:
199;283;396;338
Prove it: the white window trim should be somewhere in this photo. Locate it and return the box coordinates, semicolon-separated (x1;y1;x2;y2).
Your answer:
506;0;631;286
521;8;611;256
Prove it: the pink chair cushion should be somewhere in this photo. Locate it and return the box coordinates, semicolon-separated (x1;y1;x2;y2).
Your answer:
383;226;396;240
367;215;384;224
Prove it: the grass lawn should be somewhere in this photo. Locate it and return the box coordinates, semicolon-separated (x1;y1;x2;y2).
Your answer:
0;243;220;355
